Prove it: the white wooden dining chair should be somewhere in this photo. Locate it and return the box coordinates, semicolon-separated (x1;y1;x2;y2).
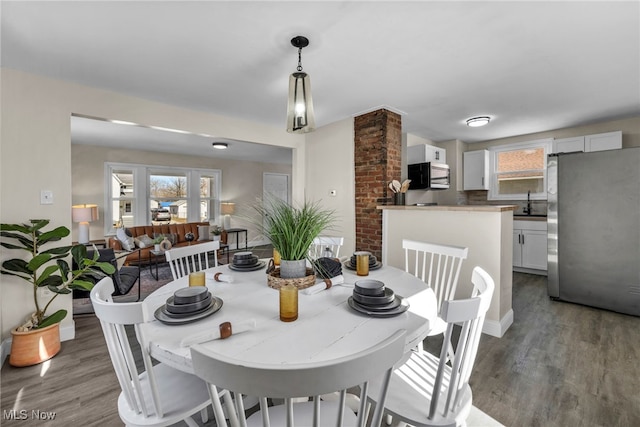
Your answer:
90;276;236;427
403;239;469;344
308;236;345;259
368;266;495;427
191;329;407;427
165;240;220;281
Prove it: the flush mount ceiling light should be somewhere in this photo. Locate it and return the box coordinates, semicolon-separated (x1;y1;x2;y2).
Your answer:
212;142;228;150
466;116;491;127
286;35;315;134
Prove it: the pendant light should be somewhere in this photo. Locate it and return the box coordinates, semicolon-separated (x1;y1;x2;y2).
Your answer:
286;36;315;133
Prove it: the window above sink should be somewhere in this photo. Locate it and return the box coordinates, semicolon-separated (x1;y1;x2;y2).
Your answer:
488;139;552;201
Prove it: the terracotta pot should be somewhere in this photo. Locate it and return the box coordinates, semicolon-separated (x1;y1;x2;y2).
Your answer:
9;323;61;367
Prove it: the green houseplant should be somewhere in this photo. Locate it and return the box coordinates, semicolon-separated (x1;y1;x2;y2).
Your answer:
251;197;335;278
1;219;115;366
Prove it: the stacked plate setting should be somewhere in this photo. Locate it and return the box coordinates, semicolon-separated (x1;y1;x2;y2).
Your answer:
154;286;223;325
344;251;382;271
347;279;409;317
228;251;265;271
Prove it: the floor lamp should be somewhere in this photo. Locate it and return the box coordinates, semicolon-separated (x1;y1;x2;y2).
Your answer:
72;204;99;244
221;202;235;230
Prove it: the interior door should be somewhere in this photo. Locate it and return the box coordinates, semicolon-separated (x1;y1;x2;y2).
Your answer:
262;173;290;243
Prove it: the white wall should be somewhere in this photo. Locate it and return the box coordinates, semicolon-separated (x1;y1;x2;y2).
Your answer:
304;118;356;256
0;68;304;341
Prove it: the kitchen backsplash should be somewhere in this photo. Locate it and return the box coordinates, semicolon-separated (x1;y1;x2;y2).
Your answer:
460;190;548;216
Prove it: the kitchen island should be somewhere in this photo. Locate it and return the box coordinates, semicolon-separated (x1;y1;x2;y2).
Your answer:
378;204;517;337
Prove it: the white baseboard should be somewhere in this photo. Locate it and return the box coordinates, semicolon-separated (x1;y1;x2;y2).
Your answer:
1;338;11;367
61;320;76;341
1;321;76;367
482;309;514;338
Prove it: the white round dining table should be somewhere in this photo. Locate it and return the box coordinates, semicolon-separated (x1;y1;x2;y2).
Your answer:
140;261;437;374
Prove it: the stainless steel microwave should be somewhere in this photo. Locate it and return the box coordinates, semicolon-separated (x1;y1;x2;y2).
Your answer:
407;162;450;190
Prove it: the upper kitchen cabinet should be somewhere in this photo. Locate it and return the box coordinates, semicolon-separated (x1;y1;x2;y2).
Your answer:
407;144;446;164
585;131;622;152
463;149;489;190
552;131;622;153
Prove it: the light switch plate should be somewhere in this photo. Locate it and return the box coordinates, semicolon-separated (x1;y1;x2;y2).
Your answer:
40;190;53;205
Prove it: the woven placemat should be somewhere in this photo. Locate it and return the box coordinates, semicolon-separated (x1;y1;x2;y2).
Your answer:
267;267;316;290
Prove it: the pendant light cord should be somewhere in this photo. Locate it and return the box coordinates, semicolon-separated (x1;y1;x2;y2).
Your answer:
297;48;303;72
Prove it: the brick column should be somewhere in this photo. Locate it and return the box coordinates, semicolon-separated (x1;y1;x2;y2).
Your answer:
354;109;402;260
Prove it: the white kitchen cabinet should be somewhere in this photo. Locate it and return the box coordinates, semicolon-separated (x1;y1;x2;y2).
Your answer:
463;149;489;190
407;144;446;164
585;131;622;152
513;220;547;274
551;131;622;153
552;136;585;153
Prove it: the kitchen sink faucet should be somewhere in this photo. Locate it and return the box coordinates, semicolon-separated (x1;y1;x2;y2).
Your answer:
523;191;532;215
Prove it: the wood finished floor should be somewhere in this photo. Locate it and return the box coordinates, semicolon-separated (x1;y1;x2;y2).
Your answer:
1;272;639;426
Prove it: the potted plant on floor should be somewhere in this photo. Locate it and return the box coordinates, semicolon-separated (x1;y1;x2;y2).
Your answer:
1;219;115;367
251;197;335;279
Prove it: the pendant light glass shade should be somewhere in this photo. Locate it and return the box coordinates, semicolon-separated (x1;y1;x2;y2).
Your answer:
287;71;315;133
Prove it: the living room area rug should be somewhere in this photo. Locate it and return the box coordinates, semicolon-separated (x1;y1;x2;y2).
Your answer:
73;245;274;314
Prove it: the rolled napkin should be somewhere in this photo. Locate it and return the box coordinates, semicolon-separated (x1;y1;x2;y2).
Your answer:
302;275;345;295
206;272;234;283
180;319;257;347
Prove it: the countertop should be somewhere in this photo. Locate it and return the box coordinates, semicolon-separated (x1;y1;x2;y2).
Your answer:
513;215;548;221
377;205;518;213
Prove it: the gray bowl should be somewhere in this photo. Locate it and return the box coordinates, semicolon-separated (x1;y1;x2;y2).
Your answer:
233;251;254;260
354;279;385;296
352;287;395;305
166;293;212;314
233;255;259;266
173;286;209;304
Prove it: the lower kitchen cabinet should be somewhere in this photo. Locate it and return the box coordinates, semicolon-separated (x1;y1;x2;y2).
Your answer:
513;220;547;274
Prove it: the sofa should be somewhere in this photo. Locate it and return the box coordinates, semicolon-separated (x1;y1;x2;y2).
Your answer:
108;222;226;265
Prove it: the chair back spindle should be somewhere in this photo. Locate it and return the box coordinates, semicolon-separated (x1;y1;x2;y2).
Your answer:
403;239;468;313
308;236;345;260
165;241;220;280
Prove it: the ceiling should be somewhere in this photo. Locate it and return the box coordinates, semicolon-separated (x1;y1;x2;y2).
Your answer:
3;1;639;162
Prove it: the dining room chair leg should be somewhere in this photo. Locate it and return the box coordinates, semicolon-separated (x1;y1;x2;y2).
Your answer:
200;407;209;423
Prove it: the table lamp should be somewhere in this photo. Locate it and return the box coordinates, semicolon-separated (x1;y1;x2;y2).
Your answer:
72;204;99;244
221;202;235;230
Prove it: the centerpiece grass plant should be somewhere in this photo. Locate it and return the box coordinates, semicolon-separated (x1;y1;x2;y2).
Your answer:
253;197;336;262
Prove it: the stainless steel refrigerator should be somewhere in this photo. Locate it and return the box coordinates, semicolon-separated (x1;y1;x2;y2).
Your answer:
547;147;640;316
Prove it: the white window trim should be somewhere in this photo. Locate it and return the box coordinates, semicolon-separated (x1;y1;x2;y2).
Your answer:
487;138;552;201
104;162;221;235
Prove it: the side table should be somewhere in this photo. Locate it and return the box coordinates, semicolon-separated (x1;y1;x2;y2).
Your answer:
72;239;107;249
224;228;248;251
149;250;166;281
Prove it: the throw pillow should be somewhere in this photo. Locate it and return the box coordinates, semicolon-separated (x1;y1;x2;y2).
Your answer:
134;234;154;248
116;228;135;251
197;225;210;241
